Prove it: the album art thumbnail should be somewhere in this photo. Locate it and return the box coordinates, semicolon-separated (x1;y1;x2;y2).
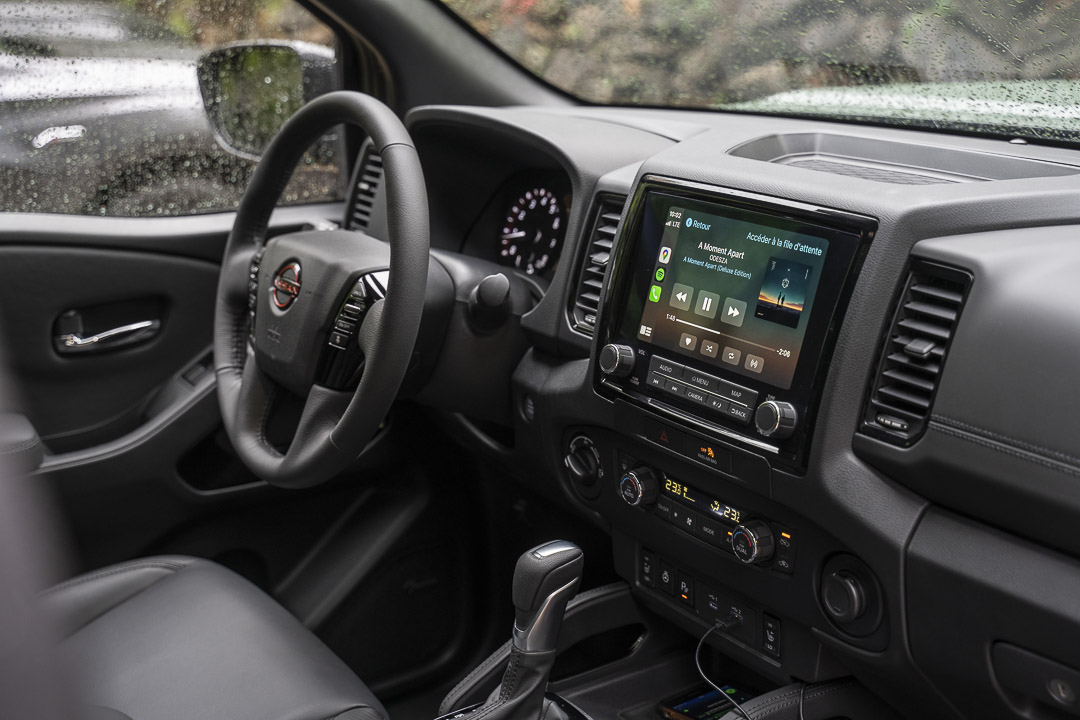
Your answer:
755;256;813;329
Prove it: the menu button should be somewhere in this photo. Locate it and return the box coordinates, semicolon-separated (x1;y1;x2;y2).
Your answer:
682;369;718;392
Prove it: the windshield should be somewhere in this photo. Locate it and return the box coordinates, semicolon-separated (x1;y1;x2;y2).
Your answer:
442;0;1080;143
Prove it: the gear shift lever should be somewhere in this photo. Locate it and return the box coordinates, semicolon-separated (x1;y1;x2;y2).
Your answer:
444;541;583;720
512;540;584;652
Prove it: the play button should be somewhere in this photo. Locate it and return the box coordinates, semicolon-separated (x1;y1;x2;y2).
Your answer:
721;297;747;327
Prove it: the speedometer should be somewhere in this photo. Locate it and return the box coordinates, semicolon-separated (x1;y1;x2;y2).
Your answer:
499;187;564;276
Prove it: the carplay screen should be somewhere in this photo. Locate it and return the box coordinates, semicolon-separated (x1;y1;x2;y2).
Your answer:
633;192;837;389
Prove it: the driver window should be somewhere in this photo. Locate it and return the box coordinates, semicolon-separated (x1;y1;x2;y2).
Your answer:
0;0;343;217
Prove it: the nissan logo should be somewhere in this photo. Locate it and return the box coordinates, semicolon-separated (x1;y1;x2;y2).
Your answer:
272;261;301;310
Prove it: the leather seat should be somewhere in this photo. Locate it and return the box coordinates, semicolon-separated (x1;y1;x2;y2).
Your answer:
41;555;387;720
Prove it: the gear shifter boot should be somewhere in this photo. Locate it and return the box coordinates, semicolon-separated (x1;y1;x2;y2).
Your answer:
469;647;567;720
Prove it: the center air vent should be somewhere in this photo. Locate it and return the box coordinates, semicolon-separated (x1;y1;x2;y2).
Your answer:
570;195;624;336
345;141;382;231
863;260;971;446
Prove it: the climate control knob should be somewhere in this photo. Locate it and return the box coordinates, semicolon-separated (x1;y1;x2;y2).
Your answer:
619;467;659;508
599;344;635;378
731;520;775;564
565;435;601;488
755;401;798;439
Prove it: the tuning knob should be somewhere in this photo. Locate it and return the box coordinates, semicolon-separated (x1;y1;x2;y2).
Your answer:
599;344;635;378
731;520;775;564
755;400;798;439
619;467;659;508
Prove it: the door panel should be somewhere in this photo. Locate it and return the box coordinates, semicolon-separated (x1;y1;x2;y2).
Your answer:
0;204;344;559
0;245;218;450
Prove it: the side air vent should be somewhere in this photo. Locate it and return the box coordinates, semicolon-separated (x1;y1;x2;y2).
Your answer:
571;195;625;335
863;260;972;446
345;142;383;230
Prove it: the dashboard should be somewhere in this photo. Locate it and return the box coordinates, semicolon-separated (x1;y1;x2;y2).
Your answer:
369;103;1080;720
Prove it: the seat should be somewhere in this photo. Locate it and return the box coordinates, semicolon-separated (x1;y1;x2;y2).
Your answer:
40;555;387;720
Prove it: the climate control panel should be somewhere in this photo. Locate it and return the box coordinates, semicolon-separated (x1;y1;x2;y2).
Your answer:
617;455;796;575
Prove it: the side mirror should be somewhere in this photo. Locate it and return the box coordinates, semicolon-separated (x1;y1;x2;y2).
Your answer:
197;41;337;158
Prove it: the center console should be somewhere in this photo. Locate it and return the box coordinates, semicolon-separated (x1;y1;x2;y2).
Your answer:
558;176;886;684
594;177;874;471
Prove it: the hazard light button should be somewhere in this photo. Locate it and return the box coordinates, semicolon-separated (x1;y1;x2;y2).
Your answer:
643;419;686;453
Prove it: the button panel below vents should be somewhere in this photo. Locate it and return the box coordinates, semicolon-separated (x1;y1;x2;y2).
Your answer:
571;195;624;336
863;260;971;445
346;142;382;231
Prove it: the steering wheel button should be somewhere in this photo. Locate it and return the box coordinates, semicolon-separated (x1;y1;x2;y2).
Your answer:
341;303;363;319
334;318;357;333
329;331;350;349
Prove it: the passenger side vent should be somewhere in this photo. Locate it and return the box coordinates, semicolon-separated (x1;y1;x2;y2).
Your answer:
571;195;625;336
863;260;971;446
345;142;382;231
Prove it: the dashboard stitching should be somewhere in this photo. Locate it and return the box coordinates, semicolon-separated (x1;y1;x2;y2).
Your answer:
929;423;1080;478
932;415;1080;470
257;384;280;456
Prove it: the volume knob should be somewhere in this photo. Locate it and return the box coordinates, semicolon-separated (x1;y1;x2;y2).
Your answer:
599;344;635;378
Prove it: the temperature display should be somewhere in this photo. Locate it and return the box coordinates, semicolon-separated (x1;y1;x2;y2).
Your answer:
663;477;742;525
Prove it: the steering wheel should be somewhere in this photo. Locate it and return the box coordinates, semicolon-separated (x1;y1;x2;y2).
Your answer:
213;92;429;488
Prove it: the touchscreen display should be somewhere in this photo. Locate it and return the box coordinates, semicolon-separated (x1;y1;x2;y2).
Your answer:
634;193;832;389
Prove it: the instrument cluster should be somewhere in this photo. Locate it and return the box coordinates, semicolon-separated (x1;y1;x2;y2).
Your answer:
492;173;572;280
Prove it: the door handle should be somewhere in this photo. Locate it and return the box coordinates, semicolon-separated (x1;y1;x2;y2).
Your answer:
55;319;161;354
